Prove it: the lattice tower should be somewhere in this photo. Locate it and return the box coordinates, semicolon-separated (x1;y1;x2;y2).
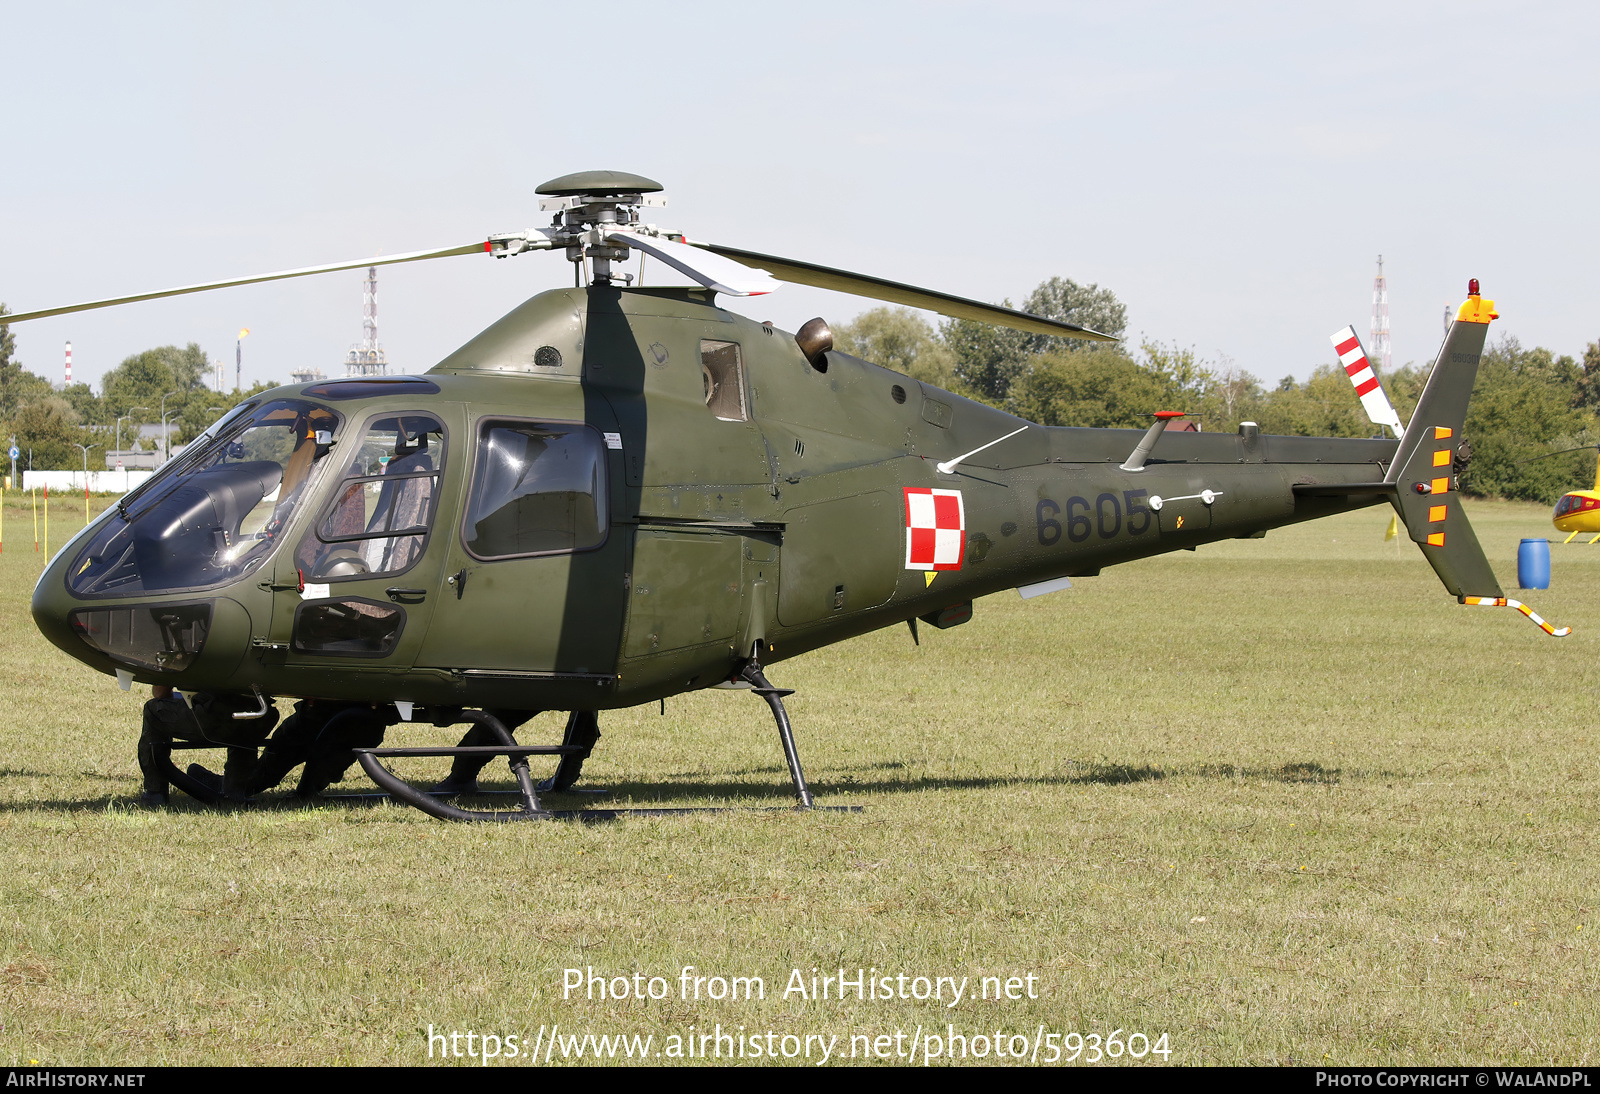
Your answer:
343;265;389;377
1370;255;1392;372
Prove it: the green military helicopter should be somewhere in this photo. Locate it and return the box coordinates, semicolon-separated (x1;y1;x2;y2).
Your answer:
12;170;1565;822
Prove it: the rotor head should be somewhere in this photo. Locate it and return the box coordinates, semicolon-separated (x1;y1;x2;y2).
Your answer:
534;170;664;197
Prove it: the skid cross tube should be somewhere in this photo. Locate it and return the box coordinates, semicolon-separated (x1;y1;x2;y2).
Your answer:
739;660;814;808
356;709;552;822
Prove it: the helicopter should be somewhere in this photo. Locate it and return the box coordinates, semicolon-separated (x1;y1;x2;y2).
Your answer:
8;170;1569;822
1527;447;1600;543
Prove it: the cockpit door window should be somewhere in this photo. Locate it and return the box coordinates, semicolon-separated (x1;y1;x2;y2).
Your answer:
462;420;609;560
296;413;447;582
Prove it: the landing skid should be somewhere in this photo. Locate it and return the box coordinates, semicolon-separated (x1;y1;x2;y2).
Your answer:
156;659;828;821
356;710;580;822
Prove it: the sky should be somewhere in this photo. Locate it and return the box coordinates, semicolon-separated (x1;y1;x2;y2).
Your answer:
2;1;1597;394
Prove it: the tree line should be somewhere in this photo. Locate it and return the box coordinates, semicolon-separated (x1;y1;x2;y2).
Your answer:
833;277;1600;505
3;286;1597;504
0;304;273;472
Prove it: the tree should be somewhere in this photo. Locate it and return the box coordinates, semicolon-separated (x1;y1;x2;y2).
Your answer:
0;304;31;418
1196;356;1265;431
101;343;214;442
1381;362;1430;424
1459;336;1590;503
1021;277;1128;354
1139;341;1209;397
61;381;109;427
1008;347;1169;428
941;276;1130;405
832;307;957;389
1254;365;1375;438
11;396;96;470
941;303;1031;405
1572;338;1600;413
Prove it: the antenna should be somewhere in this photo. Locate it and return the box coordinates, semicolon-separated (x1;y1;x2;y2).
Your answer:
343;265;388;377
1370;256;1392;372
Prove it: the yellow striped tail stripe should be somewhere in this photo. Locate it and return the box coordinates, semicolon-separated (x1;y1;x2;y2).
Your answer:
1462;596;1572;637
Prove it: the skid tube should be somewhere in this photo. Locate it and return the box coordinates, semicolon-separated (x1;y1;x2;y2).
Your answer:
361;663;835;820
357;708;585;822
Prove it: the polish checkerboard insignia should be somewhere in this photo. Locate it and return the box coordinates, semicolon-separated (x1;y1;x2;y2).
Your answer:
904;487;965;572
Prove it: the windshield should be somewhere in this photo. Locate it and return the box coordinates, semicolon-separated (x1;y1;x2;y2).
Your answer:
67;399;342;597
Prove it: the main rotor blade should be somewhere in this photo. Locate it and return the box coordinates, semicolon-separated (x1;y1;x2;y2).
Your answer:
689;241;1118;341
0;241;488;325
605;231;778;296
1518;444;1600;466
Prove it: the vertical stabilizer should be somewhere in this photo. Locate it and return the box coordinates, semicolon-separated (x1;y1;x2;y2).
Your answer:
1382;283;1500;598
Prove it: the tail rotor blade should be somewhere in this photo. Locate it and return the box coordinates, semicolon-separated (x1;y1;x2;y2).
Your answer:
1330;325;1405;440
0;241;489;324
690;241;1117;342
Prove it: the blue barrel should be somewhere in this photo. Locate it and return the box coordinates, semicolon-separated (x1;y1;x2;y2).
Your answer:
1518;538;1551;590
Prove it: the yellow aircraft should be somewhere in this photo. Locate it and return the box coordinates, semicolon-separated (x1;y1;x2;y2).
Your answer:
1545;447;1600;542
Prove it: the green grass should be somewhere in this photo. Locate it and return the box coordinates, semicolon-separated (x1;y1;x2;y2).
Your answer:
1;497;1597;1066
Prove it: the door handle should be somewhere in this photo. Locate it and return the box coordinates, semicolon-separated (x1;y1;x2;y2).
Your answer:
258;569;306;593
447;568;469;599
386;587;427;604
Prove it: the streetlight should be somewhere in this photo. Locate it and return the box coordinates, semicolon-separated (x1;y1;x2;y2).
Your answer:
158;392;179;464
72;443;100;526
117;407;149;459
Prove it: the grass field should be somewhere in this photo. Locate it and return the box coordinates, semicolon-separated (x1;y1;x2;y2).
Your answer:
1;493;1597;1066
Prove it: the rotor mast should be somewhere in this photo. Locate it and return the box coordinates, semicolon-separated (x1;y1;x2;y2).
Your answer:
487;170;670;287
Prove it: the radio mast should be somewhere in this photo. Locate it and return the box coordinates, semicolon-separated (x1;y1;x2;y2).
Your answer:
343;266;388;377
1370;256;1392;372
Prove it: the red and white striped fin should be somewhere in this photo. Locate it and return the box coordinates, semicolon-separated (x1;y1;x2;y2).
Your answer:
1330;325;1405;440
1462;596;1572;637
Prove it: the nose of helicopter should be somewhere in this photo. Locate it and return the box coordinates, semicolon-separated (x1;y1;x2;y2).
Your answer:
33;543;258;691
33;394;345;692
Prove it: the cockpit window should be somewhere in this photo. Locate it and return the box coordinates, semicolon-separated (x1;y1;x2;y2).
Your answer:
295;414;446;581
66;399;341;597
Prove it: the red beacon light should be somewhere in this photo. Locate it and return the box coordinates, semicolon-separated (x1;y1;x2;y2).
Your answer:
1468;278;1480;296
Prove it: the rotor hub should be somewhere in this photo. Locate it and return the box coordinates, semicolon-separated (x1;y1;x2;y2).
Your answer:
489;171;674;285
